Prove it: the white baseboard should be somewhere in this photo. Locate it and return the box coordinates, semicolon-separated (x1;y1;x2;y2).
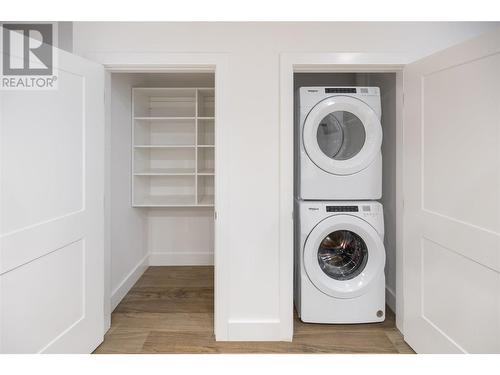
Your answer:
110;254;149;311
227;319;282;341
386;285;396;313
149;251;214;266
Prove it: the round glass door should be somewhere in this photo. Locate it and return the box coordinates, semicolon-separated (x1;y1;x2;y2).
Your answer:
302;96;382;175
316;111;366;161
303;214;385;298
317;230;368;280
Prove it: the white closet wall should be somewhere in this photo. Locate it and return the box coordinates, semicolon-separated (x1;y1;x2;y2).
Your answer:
109;73;215;305
110;73;149;306
148;207;214;265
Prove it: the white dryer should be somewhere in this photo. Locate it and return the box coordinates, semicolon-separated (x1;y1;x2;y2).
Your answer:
294;200;386;323
297;87;382;200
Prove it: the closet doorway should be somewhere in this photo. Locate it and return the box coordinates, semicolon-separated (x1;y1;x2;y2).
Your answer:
99;62;228;344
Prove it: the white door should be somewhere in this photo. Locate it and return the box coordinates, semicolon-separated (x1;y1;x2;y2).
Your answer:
403;28;500;353
0;45;104;352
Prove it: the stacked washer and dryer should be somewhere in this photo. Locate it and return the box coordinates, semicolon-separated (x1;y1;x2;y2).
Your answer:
295;86;386;324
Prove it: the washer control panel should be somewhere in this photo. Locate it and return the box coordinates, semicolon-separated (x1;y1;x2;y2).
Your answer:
322;87;380;95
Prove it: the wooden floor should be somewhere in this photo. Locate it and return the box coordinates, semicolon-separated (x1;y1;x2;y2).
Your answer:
94;266;414;354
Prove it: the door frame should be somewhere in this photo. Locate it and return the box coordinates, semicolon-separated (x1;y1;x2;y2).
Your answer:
279;52;407;339
84;52;230;340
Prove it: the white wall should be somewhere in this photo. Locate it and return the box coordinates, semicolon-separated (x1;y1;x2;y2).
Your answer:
109;73;149;309
74;22;497;340
148;208;214;265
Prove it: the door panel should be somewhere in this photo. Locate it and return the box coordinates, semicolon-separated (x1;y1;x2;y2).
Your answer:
0;45;104;353
403;28;500;353
1;69;84;233
2;240;85;353
422;54;500;232
421;238;499;353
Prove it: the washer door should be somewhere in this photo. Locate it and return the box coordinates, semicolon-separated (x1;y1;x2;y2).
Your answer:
303;96;382;175
303;214;385;299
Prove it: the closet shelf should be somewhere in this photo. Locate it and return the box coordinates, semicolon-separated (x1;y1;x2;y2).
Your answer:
198;195;214;206
132;86;215;208
134;116;196;120
134;167;195;176
134;116;214;120
133;87;214;90
134;144;195;148
133;196;214;207
133;195;198;207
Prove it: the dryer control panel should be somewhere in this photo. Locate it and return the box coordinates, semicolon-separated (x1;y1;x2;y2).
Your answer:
326;205;359;212
325;87;357;94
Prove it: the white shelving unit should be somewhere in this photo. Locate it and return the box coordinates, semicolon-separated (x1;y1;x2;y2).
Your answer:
132;87;215;207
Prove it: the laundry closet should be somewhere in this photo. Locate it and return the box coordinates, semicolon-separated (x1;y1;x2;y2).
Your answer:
108;72;216;309
293;72;399;316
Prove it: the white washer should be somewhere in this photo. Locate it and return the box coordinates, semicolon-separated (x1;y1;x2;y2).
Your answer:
297;86;382;200
294;200;386;323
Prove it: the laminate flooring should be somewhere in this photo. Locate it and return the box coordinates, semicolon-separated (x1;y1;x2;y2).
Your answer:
94;266;414;354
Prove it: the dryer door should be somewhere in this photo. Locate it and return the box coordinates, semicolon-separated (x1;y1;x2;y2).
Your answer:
303;214;385;299
303;96;382;175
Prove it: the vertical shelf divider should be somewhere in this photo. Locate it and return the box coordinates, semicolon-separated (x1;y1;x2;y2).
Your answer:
131;88;136;206
195;88;199;205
